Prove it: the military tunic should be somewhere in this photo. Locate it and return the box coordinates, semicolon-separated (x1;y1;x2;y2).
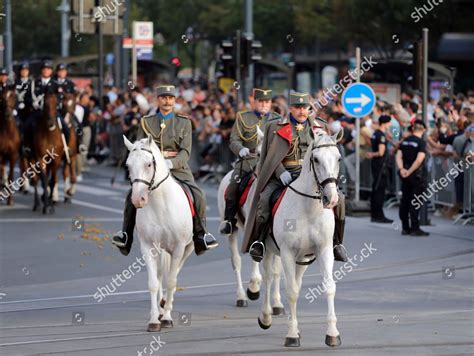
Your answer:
137;111;207;220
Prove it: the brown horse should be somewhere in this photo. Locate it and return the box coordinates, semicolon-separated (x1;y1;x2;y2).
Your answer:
0;88;21;205
61;92;78;203
30;93;64;213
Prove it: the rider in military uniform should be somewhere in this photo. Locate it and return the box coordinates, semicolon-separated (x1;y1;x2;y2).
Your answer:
53;63;77;143
112;85;219;256
242;92;349;263
15;62;32;124
30;60;56;122
220;88;279;234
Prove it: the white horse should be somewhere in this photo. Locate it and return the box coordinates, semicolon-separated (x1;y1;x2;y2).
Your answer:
124;135;195;332
217;127;285;314
257;129;342;348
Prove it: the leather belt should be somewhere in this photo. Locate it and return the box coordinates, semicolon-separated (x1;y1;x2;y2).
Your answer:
282;159;303;167
162;151;178;158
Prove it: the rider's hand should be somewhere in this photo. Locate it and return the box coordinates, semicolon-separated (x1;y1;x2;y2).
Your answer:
279;171;292;185
239;147;250;158
165;160;173;169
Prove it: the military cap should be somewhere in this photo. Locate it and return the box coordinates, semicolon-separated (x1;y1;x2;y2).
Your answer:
56;63;67;71
0;68;8;75
19;62;30;70
156;85;176;97
289;92;311;106
41;60;53;69
254;88;272;100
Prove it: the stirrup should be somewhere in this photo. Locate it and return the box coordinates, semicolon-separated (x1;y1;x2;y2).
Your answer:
219;220;235;235
112;231;128;248
203;232;218;249
249;241;265;262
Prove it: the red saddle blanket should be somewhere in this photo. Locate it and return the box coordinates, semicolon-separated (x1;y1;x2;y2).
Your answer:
271;187;288;217
224;175;255;207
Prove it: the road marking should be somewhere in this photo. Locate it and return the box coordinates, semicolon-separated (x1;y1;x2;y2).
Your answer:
70;199;123;214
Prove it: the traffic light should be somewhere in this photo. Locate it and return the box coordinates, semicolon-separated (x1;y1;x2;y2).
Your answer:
219;39;236;78
219;34;263;79
408;40;423;90
241;37;262;68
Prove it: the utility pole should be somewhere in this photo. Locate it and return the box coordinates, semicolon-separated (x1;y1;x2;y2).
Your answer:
243;0;253;104
420;28;430;226
355;47;361;203
96;0;104;103
235;30;241;112
57;0;71;58
122;0;130;90
5;0;12;74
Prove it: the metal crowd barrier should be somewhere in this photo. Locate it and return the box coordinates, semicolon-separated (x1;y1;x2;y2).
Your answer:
429;155;456;207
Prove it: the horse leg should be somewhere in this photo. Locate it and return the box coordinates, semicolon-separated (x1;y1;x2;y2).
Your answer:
50;161;60;206
63;161;71;203
271;255;285;315
19;157;30;193
257;249;274;330
318;245;341;347
247;260;262;301
7;155;17;205
32;173;40;211
281;249;301;347
161;244;185;328
68;155;77;198
228;233;247;307
143;244;161;332
38;167;50;214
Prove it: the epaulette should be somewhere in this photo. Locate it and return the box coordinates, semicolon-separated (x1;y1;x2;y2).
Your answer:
140;114;157;139
176;113;190;120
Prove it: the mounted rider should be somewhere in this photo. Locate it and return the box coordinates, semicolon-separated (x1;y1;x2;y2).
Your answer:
52;63;77;145
15;62;33;124
241;92;349;263
220;88;280;235
112;85;219;256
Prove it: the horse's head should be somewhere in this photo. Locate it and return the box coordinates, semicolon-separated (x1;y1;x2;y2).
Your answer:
124;134;169;209
310;127;343;209
62;93;76;115
0;88;16;120
44;93;58;128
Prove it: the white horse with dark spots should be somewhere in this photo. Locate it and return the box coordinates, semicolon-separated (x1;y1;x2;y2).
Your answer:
257;128;343;348
217;127;285;315
124;135;194;332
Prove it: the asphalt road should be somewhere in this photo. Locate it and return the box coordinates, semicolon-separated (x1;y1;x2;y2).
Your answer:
0;164;473;355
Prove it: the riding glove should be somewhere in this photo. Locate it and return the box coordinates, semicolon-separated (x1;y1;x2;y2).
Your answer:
279;171;292;185
239;147;250;158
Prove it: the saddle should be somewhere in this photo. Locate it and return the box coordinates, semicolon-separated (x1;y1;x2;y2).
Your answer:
178;182;196;217
270;186;288;217
224;171;255;208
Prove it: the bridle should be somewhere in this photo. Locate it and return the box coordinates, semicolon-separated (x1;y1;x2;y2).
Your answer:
129;147;170;192
287;143;339;200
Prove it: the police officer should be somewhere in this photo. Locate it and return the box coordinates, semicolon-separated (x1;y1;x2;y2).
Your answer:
243;92;348;263
112;85;219;256
220;88;279;234
15;62;32;124
53;63;75;102
0;68;10;92
31;60;55;122
366;115;393;223
396;120;429;236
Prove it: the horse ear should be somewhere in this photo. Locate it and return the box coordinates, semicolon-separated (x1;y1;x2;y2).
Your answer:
332;128;344;143
123;135;134;151
147;134;154;148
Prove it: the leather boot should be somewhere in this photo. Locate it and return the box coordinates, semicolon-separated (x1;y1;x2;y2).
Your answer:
112;190;136;256
333;217;348;262
249;218;268;262
193;214;219;256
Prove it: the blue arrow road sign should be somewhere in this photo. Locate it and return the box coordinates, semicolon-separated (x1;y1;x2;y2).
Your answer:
342;83;376;118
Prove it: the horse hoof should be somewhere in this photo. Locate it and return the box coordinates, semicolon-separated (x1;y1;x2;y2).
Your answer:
325;334;341;347
64;197;71;203
257;317;271;330
247;288;260;301
272;307;285;316
236;299;248;307
147;323;161;332
160;299;166;308
158;314;163;321
284;337;301;347
160;320;173;328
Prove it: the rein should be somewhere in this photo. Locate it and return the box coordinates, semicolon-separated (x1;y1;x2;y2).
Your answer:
130;148;170;192
286;143;338;200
